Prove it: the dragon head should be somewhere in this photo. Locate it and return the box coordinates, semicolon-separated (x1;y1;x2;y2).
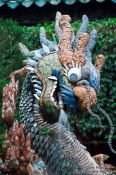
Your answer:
56;13;105;113
18;12;105;115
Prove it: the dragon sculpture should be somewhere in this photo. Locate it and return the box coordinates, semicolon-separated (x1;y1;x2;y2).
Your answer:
4;12;115;175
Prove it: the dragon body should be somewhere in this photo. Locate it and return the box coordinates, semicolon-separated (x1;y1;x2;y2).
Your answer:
19;72;103;175
12;12;115;175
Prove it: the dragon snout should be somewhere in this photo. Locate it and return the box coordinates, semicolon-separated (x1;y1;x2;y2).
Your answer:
73;81;97;112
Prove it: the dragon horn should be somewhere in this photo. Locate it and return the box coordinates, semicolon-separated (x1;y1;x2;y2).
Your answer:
73;33;89;66
72;15;89;48
85;29;97;62
55;11;62;40
58;15;73;67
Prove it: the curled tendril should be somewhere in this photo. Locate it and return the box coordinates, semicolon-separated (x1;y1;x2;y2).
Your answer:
97;105;116;154
85;85;105;134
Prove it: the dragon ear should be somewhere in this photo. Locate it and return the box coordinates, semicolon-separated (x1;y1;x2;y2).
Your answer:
39;26;58;52
85;29;97;63
94;54;105;73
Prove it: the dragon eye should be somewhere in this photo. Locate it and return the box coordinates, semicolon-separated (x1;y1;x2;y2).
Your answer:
67;68;81;83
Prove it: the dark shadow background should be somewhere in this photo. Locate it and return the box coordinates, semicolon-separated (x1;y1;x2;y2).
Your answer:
0;0;116;25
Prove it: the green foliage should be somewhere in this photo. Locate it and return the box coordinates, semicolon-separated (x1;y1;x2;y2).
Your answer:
0;18;115;144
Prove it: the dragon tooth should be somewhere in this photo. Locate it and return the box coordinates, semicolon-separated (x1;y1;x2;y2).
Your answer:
48;76;57;81
54;82;57;85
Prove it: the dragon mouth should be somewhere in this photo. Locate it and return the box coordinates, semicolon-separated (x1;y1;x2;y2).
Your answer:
49;80;59;107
